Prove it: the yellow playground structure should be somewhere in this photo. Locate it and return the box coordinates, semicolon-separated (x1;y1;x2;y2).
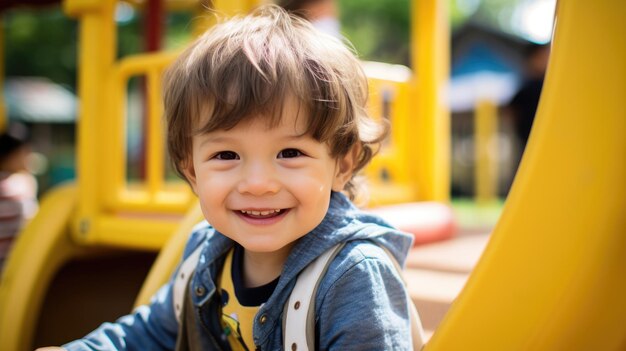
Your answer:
1;0;625;350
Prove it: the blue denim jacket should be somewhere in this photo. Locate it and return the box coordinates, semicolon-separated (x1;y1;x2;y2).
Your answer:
64;192;414;350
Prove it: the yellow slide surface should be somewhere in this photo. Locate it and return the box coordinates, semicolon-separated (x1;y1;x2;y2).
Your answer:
426;1;626;349
0;185;79;351
134;202;204;307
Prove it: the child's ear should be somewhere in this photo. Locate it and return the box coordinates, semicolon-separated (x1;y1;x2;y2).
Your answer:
181;160;199;193
332;145;359;192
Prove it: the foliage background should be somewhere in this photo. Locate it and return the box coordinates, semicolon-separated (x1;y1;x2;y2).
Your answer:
2;0;525;90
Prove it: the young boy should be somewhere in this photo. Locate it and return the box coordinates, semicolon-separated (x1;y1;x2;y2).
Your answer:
55;5;416;350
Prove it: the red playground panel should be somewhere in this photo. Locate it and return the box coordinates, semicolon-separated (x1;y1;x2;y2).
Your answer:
368;202;456;246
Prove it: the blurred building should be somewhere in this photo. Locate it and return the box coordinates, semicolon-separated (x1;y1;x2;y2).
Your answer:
3;77;77;193
449;22;537;197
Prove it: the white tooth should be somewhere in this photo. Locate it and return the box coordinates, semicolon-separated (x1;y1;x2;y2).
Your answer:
240;209;282;215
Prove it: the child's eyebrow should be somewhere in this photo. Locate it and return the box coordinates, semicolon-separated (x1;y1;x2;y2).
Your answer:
278;133;317;144
198;134;233;146
284;133;310;140
197;130;312;147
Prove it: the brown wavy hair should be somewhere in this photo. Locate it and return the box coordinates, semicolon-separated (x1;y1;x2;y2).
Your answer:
163;5;386;200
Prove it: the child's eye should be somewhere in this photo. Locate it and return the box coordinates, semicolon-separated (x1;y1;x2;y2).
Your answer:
277;148;303;158
213;151;239;160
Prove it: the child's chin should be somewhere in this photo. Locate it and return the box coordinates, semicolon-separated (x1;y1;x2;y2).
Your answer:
239;241;295;255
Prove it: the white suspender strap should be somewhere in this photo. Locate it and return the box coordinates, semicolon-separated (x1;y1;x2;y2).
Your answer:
173;244;204;323
283;243;345;351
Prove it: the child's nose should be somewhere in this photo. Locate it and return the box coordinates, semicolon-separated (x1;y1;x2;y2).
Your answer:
236;161;281;196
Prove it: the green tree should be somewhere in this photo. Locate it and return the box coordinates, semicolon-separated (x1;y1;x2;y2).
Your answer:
338;0;524;66
3;7;78;88
339;0;411;65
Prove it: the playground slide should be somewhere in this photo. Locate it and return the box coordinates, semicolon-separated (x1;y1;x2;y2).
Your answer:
426;1;626;349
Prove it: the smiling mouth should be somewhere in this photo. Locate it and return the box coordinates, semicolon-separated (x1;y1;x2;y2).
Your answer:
239;209;285;219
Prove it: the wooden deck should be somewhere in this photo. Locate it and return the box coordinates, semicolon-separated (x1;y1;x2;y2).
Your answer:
405;230;492;339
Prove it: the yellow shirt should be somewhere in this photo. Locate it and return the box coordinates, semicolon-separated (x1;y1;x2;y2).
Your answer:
219;249;260;351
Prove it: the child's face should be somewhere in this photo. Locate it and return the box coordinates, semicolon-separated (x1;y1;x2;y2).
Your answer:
184;103;353;256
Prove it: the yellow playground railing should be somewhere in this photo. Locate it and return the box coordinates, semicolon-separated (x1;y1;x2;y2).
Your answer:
106;51;188;213
80;51;195;250
474;99;499;205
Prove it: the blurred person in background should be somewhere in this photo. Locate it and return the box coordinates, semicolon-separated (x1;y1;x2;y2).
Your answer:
504;43;550;193
277;0;341;38
0;122;38;276
509;43;551;151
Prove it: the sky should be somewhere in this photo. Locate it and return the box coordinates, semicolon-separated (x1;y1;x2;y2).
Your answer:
510;0;556;43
